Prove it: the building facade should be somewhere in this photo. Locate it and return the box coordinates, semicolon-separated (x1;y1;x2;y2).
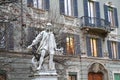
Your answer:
0;0;120;80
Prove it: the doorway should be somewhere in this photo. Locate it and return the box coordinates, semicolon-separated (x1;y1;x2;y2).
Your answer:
88;63;108;80
0;75;6;80
88;72;103;80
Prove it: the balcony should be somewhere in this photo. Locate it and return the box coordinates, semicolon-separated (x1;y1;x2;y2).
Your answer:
80;16;111;36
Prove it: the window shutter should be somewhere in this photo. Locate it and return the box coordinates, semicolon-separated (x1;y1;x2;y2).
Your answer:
73;0;78;17
95;2;101;27
107;40;112;59
104;4;109;26
83;0;89;26
86;36;92;56
114;8;119;27
59;0;65;14
0;26;5;49
95;2;100;18
27;0;33;7
118;42;120;59
45;0;50;10
27;27;36;46
98;38;102;57
114;74;120;80
74;34;80;55
6;24;14;50
60;33;67;54
36;0;38;8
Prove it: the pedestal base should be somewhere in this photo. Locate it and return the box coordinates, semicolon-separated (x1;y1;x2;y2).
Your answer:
31;70;58;80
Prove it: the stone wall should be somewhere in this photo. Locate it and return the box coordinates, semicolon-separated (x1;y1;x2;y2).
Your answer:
1;52;120;80
0;51;32;80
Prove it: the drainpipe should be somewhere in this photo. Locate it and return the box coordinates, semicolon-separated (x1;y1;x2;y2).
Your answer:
79;54;83;80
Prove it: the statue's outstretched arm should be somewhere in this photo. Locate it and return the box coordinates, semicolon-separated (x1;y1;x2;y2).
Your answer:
31;32;42;46
27;32;43;49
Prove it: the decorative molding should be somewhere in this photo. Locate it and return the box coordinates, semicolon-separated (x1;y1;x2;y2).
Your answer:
105;2;115;8
88;62;107;73
103;52;109;58
108;34;119;41
92;63;100;73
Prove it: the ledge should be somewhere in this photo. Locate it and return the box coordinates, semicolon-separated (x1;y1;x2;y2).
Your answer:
0;50;32;58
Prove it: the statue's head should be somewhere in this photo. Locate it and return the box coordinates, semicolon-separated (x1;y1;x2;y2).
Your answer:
46;23;52;32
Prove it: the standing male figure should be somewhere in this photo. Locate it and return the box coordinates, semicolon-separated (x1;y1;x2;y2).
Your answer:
27;23;57;70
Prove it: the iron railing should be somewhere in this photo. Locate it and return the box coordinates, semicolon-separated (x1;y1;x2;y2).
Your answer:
80;16;111;31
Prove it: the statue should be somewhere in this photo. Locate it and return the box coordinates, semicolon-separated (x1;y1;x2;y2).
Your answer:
27;23;57;70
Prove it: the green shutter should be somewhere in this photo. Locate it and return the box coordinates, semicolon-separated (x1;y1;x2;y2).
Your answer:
114;73;120;80
0;70;6;76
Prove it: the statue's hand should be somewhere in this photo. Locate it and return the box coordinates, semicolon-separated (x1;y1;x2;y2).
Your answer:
55;47;63;53
27;45;32;51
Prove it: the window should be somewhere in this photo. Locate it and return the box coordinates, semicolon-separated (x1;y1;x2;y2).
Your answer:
107;41;119;59
64;0;74;16
59;0;78;17
111;41;118;59
0;23;14;50
104;4;118;28
0;70;6;80
27;0;49;10
83;0;100;26
66;35;75;55
88;0;96;24
0;26;5;49
68;72;77;80
88;1;96;17
27;0;33;7
60;33;80;55
108;7;115;27
114;73;120;80
90;38;98;57
86;37;102;57
27;27;37;46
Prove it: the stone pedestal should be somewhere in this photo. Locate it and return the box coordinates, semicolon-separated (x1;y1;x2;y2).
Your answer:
31;70;58;80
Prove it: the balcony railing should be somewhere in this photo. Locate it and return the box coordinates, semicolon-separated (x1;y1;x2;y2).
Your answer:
80;16;111;31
